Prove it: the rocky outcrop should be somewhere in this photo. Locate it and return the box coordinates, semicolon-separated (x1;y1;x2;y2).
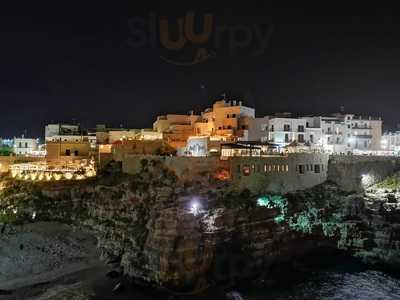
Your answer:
1;160;400;291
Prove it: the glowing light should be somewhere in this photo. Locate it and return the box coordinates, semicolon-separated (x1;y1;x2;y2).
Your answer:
54;174;62;181
361;173;375;187
257;197;269;207
30;173;37;181
45;173;52;181
38;173;44;181
32;211;36;220
85;170;96;177
64;172;73;180
189;199;202;216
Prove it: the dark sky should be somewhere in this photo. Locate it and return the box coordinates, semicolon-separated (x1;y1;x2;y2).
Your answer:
1;2;400;138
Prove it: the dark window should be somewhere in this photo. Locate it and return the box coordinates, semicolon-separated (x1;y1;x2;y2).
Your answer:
241;125;247;130
310;135;314;143
227;125;232;129
218;127;222;130
298;165;305;174
347;125;350;129
237;164;241;173
284;124;291;131
285;134;289;143
25;142;28;148
271;125;274;131
232;114;236;118
306;122;310;127
314;165;321;173
298;134;304;143
298;125;304;132
227;114;230;118
74;150;79;156
66;149;71;156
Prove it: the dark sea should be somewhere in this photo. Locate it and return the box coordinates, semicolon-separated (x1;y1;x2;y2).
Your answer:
242;267;400;300
107;258;400;300
44;254;399;300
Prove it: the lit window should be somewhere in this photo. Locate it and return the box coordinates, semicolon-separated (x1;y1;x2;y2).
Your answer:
314;165;321;173
285;165;289;172
264;164;267;172
243;165;251;176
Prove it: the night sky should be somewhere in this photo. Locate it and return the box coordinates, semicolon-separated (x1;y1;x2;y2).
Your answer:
1;2;400;138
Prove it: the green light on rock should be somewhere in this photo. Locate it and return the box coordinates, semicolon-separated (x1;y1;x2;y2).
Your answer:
257;197;269;207
257;195;288;224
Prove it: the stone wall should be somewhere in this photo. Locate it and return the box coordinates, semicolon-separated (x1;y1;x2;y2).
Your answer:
121;153;329;193
328;155;400;192
229;153;329;193
122;155;229;181
0;156;44;173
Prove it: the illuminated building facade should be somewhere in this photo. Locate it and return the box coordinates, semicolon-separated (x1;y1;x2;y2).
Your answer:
13;137;38;155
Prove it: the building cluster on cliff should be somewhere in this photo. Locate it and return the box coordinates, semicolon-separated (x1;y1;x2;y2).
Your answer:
0;96;397;161
2;97;398;192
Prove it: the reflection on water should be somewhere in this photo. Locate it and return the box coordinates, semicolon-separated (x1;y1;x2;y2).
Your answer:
244;264;400;300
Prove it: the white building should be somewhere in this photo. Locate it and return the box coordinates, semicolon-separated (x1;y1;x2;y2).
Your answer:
381;131;400;154
45;124;90;145
245;112;382;154
267;117;308;145
45;124;80;140
13;137;38;155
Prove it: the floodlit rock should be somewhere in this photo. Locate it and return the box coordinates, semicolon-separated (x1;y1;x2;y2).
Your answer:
1;168;400;290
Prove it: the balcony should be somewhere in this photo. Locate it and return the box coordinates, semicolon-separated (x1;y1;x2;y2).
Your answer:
354;134;372;139
352;125;372;130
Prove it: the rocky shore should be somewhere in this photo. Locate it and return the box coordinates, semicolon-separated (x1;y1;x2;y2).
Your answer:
1;159;400;296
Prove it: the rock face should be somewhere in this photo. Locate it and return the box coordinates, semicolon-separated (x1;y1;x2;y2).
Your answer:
1;159;400;290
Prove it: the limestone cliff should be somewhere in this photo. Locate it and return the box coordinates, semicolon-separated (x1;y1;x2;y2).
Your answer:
0;160;399;291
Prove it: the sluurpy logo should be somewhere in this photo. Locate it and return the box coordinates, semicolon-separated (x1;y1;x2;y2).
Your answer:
128;12;274;66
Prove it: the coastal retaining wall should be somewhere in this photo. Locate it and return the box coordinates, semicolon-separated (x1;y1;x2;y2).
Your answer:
122;154;228;181
122;153;329;193
328;155;400;192
229;153;329;193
